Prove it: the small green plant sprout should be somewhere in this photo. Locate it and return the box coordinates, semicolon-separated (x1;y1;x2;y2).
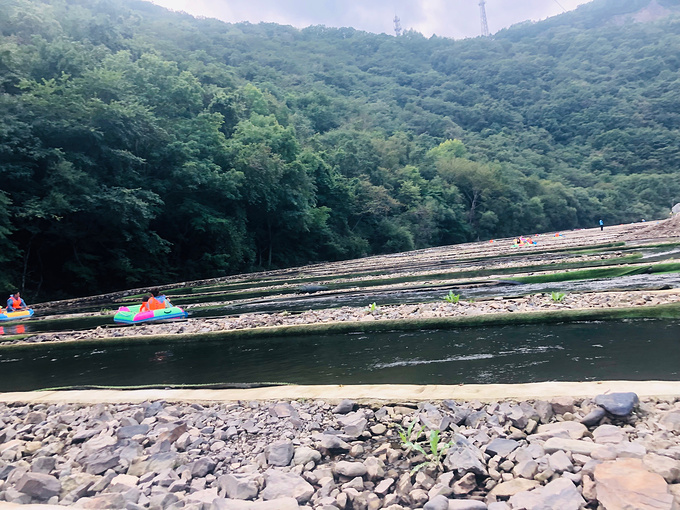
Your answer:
443;291;460;303
410;429;455;474
395;420;424;450
366;302;379;312
551;291;566;302
395;422;454;474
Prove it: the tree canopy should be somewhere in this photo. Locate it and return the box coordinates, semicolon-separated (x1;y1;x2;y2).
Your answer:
1;0;680;299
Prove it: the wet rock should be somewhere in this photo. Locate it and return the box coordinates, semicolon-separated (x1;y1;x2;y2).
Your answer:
595;392;639;417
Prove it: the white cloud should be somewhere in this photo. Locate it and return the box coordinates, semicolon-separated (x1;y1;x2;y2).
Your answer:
149;0;592;39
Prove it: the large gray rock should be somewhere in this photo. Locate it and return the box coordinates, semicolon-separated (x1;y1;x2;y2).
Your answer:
116;424;149;439
580;407;606;427
265;441;294;467
424;494;449;510
127;452;179;476
544;437;602;456
293;446;321;466
191;458;217;477
217;474;260;500
83;447;121;475
594;392;639;416
485;439;519;458
659;411;680;433
31;456;56;474
332;400;355;414
333;460;367;478
337;411;368;437
74;493;127;509
594;458;674;510
642;453;680;483
508;478;585;510
317;434;350;452
490;478;540;498
593;424;627;444
444;436;487;476
16;472;61;501
261;470;313;504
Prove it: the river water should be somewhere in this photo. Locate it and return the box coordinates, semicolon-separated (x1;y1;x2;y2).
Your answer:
1;319;678;391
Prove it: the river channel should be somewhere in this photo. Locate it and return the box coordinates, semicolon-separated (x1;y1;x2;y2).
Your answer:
0;319;678;392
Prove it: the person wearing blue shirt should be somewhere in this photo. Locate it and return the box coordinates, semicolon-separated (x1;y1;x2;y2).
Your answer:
599;219;604;231
7;291;27;312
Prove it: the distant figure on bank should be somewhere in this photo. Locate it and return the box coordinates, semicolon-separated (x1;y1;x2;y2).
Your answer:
599;219;604;231
140;288;172;311
7;291;27;312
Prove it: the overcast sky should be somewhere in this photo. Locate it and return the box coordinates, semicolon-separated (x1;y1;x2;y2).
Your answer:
149;0;592;40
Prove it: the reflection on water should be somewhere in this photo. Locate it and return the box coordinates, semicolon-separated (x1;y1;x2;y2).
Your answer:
0;324;25;336
0;319;678;391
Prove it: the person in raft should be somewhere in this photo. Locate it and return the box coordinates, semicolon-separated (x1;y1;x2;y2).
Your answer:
140;288;172;311
6;291;28;312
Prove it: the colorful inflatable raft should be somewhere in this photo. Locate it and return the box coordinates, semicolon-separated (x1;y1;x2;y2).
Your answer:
113;304;188;324
0;309;34;321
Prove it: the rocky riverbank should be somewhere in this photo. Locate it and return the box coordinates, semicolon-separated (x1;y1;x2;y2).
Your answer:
5;289;680;347
0;392;679;509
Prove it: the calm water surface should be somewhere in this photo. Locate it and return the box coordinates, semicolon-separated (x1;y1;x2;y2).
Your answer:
0;319;678;391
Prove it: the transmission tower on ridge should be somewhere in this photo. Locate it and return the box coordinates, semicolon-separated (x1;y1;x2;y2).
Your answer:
479;0;490;37
394;14;402;37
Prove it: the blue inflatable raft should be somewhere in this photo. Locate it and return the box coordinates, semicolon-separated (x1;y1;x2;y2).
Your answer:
0;309;34;322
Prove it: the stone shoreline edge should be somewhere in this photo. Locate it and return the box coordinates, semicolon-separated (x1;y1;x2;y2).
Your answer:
1;381;680;405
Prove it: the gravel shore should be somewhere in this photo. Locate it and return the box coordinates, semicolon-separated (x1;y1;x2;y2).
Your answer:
0;392;679;509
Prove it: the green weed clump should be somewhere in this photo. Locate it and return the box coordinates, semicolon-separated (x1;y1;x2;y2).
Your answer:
551;292;566;302
443;291;460;303
366;302;379;312
395;422;454;474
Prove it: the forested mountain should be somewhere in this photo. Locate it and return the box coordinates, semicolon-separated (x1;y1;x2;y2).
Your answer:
1;0;680;299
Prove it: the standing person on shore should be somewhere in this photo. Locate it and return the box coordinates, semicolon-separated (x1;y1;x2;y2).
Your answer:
599;219;604;231
6;291;27;312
